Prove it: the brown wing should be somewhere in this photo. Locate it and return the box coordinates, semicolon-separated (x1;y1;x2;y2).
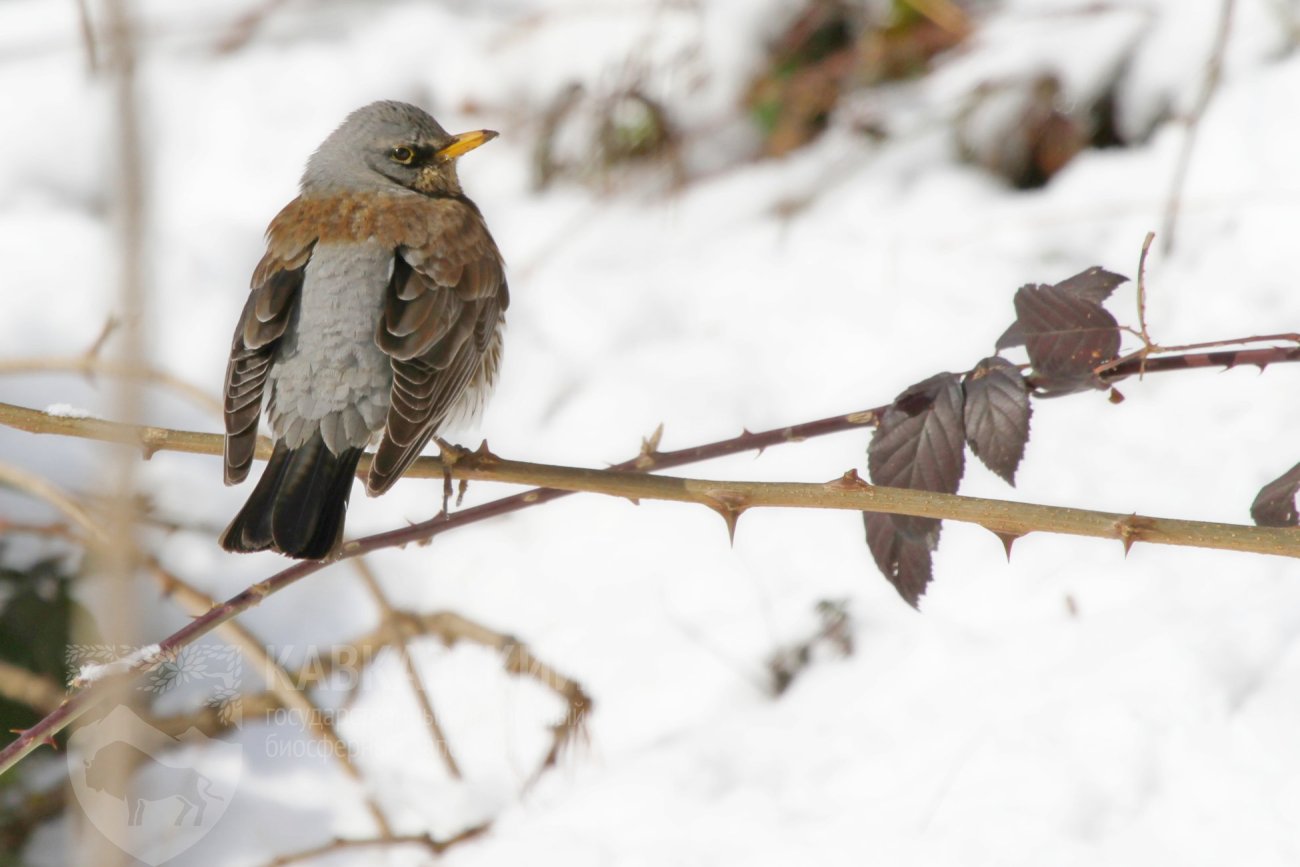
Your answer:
368;200;506;495
222;204;315;485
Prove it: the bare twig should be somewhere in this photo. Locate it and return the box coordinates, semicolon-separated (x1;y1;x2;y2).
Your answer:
0;660;64;715
1136;230;1156;349
214;0;292;54
5;436;1300;776
351;558;462;780
72;0;99;72
149;562;392;835
0;461;109;547
264;823;491;867
1160;0;1236;254
0;356;221;416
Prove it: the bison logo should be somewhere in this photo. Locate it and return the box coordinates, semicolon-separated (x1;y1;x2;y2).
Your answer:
83;740;225;826
69;705;241;865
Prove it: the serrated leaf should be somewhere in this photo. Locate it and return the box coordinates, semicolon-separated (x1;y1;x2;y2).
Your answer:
1015;283;1120;393
995;267;1128;350
864;372;965;605
1053;266;1128;304
863;512;935;609
1251;462;1300;527
868;372;966;497
962;356;1032;484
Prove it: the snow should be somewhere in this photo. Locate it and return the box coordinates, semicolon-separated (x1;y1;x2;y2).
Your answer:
71;644;163;688
3;0;1300;864
42;403;98;420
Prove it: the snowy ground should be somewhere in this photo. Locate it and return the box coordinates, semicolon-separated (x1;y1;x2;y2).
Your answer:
3;0;1300;864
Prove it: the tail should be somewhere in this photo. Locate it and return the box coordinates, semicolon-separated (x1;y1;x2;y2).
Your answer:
219;432;363;559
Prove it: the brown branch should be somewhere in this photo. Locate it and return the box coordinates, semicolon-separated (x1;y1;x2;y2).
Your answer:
4;322;1300;779
5;431;1299;776
0;356;222;416
264;824;491;867
1160;0;1236;254
0;660;64;715
149;561;392;835
351;558;462;780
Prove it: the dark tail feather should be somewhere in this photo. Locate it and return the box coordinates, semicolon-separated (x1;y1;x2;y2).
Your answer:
219;433;363;559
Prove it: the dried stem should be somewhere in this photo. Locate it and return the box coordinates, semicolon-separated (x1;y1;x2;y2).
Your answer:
148;562;392;835
1160;0;1236;254
4;413;1300;776
0;661;64;715
264;824;491;867
5;327;1300;775
351;558;463;780
0;356;222;416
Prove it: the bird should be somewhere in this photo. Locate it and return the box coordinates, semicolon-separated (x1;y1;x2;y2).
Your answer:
219;101;507;559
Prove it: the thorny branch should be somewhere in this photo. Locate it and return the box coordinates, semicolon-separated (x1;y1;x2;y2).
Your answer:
4;376;1300;776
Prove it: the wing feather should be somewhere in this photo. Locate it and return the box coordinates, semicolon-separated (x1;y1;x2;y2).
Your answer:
369;200;506;495
222;231;313;485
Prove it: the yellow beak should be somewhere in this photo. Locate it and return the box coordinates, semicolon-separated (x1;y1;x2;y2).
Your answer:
437;129;498;161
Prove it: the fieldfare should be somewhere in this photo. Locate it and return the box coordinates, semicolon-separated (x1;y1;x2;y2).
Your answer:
219;101;507;559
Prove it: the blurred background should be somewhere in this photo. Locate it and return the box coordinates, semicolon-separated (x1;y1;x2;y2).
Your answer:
3;0;1300;864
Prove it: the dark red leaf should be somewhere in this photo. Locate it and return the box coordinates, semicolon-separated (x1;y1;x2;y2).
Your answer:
864;372;965;604
1053;266;1128;304
863;512;935;609
996;267;1127;350
1015;283;1120;393
868;373;966;497
962;356;1031;485
1251;462;1300;527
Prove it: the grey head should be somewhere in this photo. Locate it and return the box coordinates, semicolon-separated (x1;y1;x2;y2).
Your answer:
301;100;497;197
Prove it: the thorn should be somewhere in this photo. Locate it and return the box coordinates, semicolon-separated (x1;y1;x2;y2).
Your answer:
826;468;871;490
1113;515;1154;556
1108;388;1125;404
739;427;770;459
703;491;750;545
714;506;745;545
473;439;499;462
636;424;664;470
993;531;1021;560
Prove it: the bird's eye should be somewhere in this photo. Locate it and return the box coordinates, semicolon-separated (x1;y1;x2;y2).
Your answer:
389;146;416;165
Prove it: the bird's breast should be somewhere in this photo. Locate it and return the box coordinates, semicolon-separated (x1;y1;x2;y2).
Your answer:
267;241;394;454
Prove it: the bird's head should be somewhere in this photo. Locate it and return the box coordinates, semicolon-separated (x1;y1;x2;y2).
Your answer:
301;100;497;197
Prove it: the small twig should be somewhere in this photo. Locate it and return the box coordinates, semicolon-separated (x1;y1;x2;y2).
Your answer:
351;558;463;780
72;0;99;72
0;461;109;547
1135;230;1156;350
0;356;222;416
7;455;1299;776
1160;0;1236;254
0;661;64;715
149;562;393;836
1096;341;1300;383
264;823;491;867
402;611;591;788
214;0;293;54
